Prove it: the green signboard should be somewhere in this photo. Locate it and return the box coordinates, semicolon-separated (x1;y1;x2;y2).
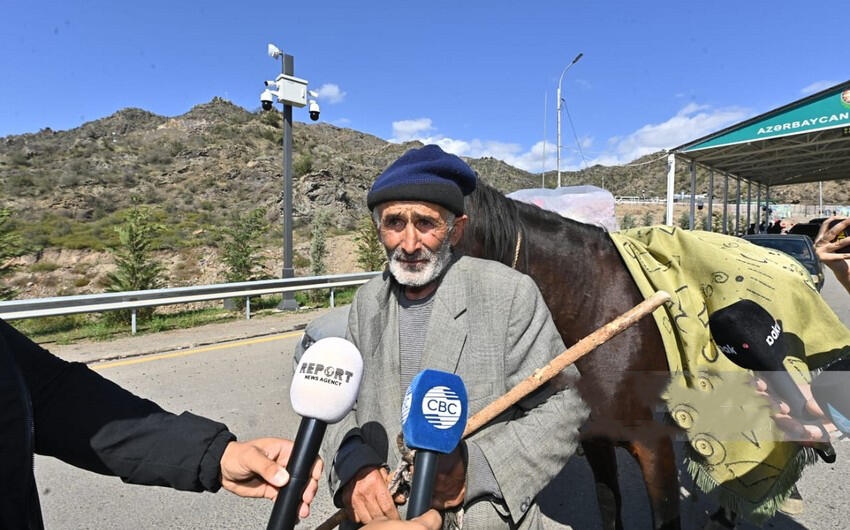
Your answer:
684;87;850;152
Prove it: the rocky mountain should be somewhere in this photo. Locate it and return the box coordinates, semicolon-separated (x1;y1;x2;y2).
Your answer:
2;97;845;242
1;97;846;298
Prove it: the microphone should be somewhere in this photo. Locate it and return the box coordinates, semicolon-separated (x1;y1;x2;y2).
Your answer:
710;300;835;462
267;337;363;530
811;358;850;435
709;300;808;418
401;369;468;519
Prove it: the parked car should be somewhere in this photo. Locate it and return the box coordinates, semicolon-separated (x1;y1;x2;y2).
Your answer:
293;305;351;367
787;222;821;241
742;233;824;291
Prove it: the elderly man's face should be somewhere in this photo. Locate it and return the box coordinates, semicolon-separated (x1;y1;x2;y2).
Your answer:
376;201;466;288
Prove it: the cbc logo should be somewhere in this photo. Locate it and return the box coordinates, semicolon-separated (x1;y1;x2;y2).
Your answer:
422;386;462;430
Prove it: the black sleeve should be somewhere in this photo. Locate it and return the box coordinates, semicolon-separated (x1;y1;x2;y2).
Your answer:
2;319;236;492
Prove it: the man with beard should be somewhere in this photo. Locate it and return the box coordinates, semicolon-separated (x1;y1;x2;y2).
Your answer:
321;145;588;529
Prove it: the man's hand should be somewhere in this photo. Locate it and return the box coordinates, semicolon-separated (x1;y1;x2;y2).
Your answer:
219;438;322;519
431;445;466;509
362;509;442;530
814;216;850;262
754;378;837;444
342;465;400;523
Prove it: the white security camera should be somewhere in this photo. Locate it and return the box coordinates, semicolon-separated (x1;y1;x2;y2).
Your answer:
260;89;275;111
264;80;278;88
268;43;282;59
308;99;320;121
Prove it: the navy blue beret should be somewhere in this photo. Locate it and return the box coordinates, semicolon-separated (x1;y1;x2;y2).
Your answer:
367;144;477;215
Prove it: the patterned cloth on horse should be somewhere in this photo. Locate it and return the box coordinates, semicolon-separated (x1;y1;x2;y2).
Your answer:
609;226;850;523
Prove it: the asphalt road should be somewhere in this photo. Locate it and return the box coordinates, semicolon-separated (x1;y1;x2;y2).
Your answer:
36;274;850;529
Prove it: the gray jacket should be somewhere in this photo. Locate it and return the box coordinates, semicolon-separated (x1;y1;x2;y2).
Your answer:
322;255;588;527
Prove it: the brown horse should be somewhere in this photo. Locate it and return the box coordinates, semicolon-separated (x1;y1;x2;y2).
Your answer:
459;181;681;530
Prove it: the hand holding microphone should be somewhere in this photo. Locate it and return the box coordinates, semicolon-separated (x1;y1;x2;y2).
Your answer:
710;300;836;462
811;358;850;436
267;337;363;530
401;369;468;519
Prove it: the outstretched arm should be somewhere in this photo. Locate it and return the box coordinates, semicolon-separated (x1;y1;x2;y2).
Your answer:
814;217;850;294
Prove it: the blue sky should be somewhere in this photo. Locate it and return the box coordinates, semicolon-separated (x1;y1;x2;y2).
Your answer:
1;1;846;174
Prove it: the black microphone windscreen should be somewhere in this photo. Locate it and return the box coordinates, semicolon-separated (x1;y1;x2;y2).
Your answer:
709;299;785;371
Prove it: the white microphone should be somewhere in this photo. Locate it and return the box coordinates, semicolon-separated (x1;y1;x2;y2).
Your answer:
267;337;363;530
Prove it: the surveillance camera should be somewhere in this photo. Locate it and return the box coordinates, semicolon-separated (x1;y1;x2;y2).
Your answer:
268;43;282;59
264;80;278;88
260;89;275;111
308;100;320;121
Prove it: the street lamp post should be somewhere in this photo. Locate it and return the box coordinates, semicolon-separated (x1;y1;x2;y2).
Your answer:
262;43;319;311
556;52;583;188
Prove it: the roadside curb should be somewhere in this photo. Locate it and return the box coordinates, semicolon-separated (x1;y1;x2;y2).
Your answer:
48;307;334;364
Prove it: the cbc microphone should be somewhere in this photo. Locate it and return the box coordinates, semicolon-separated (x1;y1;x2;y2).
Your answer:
812;358;850;435
266;337;363;530
710;300;835;462
401;369;468;519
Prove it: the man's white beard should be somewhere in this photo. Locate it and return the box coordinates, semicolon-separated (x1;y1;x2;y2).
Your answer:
387;236;454;287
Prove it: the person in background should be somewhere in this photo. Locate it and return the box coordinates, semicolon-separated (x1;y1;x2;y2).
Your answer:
1;318;321;529
814;216;850;294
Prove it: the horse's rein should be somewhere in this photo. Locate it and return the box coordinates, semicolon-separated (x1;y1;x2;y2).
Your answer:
512;231;522;269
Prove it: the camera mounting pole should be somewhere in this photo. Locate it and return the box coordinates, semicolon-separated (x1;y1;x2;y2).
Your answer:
262;43;320;310
278;52;298;310
269;44;298;311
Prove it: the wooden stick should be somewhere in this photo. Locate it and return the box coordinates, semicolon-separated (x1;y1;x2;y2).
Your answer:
463;289;671;436
315;290;671;530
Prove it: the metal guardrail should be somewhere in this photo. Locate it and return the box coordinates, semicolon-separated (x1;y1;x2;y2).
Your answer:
0;271;381;333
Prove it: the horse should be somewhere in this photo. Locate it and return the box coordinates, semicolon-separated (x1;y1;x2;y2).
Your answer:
459;180;681;530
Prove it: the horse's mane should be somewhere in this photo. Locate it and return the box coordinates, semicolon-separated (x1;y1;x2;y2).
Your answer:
463;179;607;266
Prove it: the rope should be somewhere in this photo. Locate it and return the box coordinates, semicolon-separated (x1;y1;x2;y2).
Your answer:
511;231;522;269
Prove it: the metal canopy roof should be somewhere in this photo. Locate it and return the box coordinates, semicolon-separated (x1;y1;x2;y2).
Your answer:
671;80;850;188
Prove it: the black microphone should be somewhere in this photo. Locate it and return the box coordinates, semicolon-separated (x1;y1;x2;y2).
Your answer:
812;358;850;435
710;300;835;462
401;369;468;519
266;337;363;530
710;300;808;417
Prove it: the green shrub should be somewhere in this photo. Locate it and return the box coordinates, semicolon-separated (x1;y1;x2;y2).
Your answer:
294;154;313;177
293;251;310;268
29;261;60;273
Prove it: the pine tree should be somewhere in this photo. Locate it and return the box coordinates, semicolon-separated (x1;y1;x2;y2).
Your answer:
308;211;331;304
0;208;24;300
105;206;166;322
354;216;386;271
221;207;269;283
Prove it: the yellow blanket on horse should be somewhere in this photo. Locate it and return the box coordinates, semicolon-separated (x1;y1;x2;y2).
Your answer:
609;226;850;521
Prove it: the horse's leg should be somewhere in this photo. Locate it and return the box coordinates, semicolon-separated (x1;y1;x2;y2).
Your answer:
626;432;681;530
582;439;624;530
